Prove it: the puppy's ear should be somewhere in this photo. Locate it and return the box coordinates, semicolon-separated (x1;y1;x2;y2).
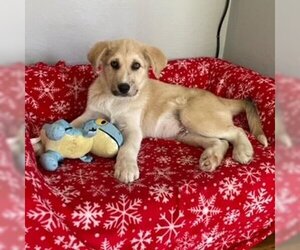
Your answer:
87;41;110;69
144;45;167;78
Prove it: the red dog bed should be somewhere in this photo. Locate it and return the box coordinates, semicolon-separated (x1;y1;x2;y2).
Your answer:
25;58;275;249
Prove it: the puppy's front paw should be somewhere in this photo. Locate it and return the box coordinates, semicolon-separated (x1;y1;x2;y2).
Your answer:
114;160;140;183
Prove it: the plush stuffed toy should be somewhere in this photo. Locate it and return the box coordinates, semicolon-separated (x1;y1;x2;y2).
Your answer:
39;118;123;171
82;118;123;157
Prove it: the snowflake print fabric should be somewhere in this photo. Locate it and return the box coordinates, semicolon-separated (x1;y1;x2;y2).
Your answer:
25;58;275;249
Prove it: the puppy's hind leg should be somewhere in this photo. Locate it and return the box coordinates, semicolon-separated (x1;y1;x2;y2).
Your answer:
177;133;229;172
179;102;254;164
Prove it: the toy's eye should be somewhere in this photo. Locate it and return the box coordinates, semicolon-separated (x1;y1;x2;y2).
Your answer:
131;62;141;70
110;60;120;70
101;120;107;125
65;127;72;131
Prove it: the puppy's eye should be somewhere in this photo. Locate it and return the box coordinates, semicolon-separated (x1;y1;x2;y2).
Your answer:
65;127;72;131
131;62;141;70
110;60;120;70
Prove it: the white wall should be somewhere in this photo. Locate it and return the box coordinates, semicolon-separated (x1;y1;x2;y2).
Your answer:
223;0;275;77
0;0;25;64
26;0;229;64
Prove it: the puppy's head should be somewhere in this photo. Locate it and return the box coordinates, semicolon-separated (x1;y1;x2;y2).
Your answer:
87;39;167;97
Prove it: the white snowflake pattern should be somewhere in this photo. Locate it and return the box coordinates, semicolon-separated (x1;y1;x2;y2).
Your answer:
44;175;61;185
146;167;176;181
218;177;242;200
137;150;151;165
189;194;221;227
197;62;210;76
187;69;198;82
104;194;142;237
88;184;109;197
154;146;168;154
33;80;60;100
54;235;85;249
215;78;226;94
66;77;85;100
175;232;197;250
27;194;66;232
243;188;273;217
25;171;41;190
235;82;255;98
25;150;37;168
169;73;186;84
72;201;103;230
217;233;235;250
50;100;71;115
241;230;257;246
237;72;252;81
196;224;225;250
155;208;185;245
173;59;192;69
189;169;215;179
115;178;147;193
100;238;125;250
223;209;240;225
100;169;114;178
156;155;171;164
222;157;238;168
57;162;75;173
149;183;173;203
238;166;261;185
260;162;275;174
33;70;48;78
263;218;274;229
52;185;80;204
57;72;68;82
131;230;152;250
65;169;98;185
225;84;236;98
178;179;197;194
25;112;38;123
265;100;275;111
176;155;198;166
25;91;39;109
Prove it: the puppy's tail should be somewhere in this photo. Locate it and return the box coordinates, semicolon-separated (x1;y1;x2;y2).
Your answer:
227;98;268;147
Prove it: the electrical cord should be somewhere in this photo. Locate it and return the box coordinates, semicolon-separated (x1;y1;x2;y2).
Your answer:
215;0;231;58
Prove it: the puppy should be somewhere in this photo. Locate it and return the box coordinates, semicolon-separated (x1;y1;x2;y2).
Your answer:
72;39;268;183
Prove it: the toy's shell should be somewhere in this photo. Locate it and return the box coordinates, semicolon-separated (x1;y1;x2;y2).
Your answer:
40;129;93;159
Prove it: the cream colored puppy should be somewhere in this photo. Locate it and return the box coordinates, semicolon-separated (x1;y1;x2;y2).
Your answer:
72;39;268;183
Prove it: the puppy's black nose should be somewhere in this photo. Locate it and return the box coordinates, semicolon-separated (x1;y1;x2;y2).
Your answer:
118;83;130;94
